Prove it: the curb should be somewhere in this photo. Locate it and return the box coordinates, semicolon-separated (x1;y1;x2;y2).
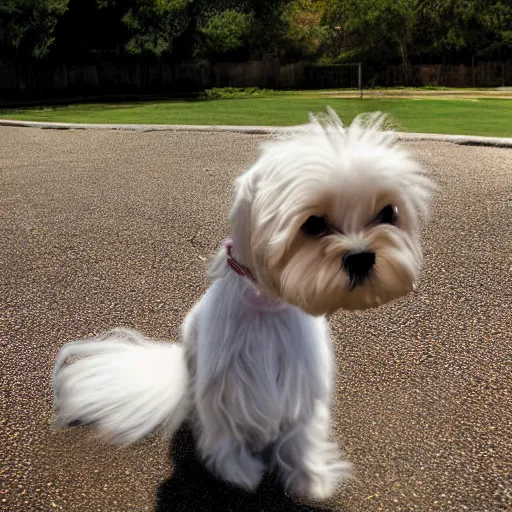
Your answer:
1;119;511;148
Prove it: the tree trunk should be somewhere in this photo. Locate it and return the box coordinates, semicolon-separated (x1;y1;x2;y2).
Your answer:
472;54;475;88
398;37;410;86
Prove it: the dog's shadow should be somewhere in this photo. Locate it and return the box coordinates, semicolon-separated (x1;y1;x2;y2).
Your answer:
155;425;336;512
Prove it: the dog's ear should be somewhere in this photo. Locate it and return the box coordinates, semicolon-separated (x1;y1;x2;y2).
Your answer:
207;172;257;281
229;168;259;269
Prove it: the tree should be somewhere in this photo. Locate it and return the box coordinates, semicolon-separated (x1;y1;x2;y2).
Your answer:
0;0;69;58
52;0;193;59
49;0;130;59
246;0;292;58
2;0;509;69
280;0;328;61
191;0;293;59
415;0;512;63
417;0;483;61
121;0;191;56
322;0;417;82
478;1;512;59
197;9;253;57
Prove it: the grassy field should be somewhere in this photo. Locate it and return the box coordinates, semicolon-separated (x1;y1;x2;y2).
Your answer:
1;94;511;137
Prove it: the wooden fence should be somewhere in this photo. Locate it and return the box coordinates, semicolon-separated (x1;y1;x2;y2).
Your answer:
1;60;510;100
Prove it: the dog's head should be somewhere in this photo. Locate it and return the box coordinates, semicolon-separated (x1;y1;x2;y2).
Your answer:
215;110;434;316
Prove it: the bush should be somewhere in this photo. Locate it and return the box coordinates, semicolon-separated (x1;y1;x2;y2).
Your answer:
199;87;269;99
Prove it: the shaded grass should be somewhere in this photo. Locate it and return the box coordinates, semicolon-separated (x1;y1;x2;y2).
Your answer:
1;97;511;137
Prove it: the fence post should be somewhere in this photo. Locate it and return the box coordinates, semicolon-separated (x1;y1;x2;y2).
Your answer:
358;62;362;98
471;55;475;88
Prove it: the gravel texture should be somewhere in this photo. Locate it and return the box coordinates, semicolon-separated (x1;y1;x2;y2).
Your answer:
1;127;511;512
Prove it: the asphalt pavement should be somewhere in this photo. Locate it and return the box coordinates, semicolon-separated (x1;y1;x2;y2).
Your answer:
1;127;511;511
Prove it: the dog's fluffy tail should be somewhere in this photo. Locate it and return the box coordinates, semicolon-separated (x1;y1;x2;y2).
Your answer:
53;327;189;445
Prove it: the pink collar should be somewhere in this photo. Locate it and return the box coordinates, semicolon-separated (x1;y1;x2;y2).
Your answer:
225;239;256;281
225;239;286;311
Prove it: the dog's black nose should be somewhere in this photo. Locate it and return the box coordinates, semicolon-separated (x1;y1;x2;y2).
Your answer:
342;249;375;284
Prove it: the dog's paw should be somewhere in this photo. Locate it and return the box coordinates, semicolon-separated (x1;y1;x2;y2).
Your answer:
223;454;265;492
202;438;265;492
284;460;352;500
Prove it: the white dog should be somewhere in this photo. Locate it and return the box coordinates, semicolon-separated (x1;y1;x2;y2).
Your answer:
53;109;433;500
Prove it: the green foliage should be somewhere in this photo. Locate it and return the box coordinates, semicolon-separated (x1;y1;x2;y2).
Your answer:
0;0;510;64
198;10;253;56
321;0;511;79
0;0;69;58
246;1;291;58
198;87;300;99
200;86;262;99
481;1;512;56
280;0;328;60
122;0;191;55
416;0;512;59
324;0;416;64
192;1;292;58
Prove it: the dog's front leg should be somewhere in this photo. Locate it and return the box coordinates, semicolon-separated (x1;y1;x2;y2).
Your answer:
194;397;265;491
272;401;352;500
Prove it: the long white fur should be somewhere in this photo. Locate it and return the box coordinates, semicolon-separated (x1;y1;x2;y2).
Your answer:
53;328;189;444
53;110;433;499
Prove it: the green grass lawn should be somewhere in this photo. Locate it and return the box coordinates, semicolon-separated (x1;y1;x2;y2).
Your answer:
1;97;511;137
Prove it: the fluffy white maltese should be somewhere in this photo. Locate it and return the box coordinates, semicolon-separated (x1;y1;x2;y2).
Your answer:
53;109;433;500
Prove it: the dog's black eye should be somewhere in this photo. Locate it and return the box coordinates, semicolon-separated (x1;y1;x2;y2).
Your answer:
374;204;397;225
301;216;330;237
